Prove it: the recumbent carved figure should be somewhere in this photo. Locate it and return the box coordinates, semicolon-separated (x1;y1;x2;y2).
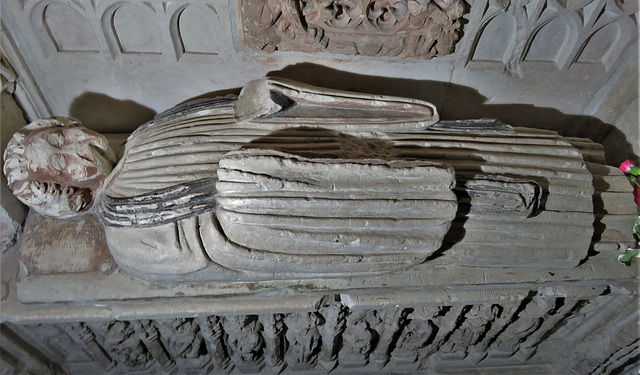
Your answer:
4;78;634;282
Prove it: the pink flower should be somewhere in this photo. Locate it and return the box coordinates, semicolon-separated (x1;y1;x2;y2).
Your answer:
620;159;635;173
634;185;640;206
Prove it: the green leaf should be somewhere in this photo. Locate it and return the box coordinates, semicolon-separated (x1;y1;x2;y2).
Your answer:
634;216;640;238
618;248;640;267
628;165;640;175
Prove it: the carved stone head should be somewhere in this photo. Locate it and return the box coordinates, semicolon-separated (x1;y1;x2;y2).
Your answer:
3;117;116;217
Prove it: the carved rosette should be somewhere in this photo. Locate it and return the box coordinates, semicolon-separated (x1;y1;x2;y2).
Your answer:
241;0;469;58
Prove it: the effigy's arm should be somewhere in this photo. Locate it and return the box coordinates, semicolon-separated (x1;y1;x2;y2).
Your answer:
208;149;457;274
236;77;439;132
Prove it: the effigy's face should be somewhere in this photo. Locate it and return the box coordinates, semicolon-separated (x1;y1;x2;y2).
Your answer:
23;126;113;191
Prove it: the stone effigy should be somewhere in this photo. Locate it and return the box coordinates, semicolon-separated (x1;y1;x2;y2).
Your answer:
3;78;636;283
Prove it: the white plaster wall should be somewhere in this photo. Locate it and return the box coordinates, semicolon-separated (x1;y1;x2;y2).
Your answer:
585;43;639;163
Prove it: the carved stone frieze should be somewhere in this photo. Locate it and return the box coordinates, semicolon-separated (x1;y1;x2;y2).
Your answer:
240;0;469;58
13;291;626;374
339;309;378;367
9;288;630;374
284;312;322;371
222;315;265;373
317;297;347;371
370;307;409;369
438;304;499;359
103;320;152;371
155;318;211;371
390;306;440;368
133;320;176;372
60;322;117;372
488;296;555;358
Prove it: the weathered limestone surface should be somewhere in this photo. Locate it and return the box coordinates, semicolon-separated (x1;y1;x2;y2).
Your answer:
1;78;638;374
4;78;637;285
1;239;638;374
95;78;633;281
1;0;638;372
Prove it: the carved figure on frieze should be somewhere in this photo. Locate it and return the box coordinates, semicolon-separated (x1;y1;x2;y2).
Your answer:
390;306;439;366
339;309;379;367
156;318;204;359
222;315;265;373
489;297;555;358
370;307;410;369
466;303;518;364
4;77;637;284
133;320;176;372
284;312;322;371
62;322;117;372
438;304;500;359
103;320;152;371
516;297;583;361
155;318;211;372
318;297;348;371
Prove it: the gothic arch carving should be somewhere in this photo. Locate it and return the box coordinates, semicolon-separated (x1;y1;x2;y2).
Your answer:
169;4;219;61
523;14;581;70
468;12;517;65
101;1;163;57
28;0;99;57
576;17;637;72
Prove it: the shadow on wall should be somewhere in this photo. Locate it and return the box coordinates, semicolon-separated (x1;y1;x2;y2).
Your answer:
69;93;156;133
68;64;637;166
265;63;638;166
